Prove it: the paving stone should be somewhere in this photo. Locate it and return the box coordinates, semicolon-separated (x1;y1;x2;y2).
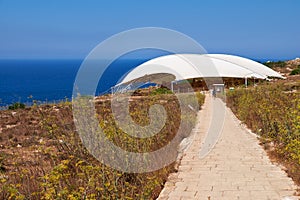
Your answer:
157;96;299;200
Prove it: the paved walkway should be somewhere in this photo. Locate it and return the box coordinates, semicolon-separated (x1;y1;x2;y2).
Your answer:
158;95;299;200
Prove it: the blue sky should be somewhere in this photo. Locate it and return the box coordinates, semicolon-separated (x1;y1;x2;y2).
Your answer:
0;0;299;60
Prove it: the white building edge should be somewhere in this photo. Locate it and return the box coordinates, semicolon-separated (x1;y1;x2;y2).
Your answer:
113;54;284;93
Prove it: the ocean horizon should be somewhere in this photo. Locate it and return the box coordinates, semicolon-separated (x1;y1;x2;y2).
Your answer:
0;58;148;108
0;57;287;108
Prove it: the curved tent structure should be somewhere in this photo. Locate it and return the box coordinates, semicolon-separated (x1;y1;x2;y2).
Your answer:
205;54;282;78
117;54;283;86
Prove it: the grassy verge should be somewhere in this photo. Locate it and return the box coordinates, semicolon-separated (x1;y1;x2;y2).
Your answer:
0;92;205;199
226;82;300;185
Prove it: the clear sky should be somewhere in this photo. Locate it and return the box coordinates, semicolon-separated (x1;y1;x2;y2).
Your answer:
0;0;299;60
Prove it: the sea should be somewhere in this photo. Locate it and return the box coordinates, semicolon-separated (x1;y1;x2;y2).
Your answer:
0;57;275;109
0;59;148;108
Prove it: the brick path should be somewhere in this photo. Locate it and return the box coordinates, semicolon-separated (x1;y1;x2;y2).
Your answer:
158;95;299;200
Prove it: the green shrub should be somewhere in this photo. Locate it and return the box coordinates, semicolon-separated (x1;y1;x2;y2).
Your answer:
290;65;300;75
264;61;286;69
195;92;205;107
150;87;173;95
8;102;25;110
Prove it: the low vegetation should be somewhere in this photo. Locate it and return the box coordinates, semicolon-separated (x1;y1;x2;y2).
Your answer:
290;65;300;75
263;59;300;77
263;61;287;69
150;87;173;95
8;102;25;110
226;82;300;185
0;91;205;199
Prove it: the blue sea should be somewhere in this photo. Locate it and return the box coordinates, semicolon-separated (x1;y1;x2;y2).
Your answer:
0;59;148;108
0;57;274;108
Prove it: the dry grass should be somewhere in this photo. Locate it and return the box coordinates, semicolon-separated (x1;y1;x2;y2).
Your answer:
226;81;300;187
0;92;205;199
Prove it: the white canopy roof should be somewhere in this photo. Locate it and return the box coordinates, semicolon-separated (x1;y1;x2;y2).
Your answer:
118;54;283;85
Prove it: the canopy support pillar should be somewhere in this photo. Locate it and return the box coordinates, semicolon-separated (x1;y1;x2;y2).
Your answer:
171;81;174;92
